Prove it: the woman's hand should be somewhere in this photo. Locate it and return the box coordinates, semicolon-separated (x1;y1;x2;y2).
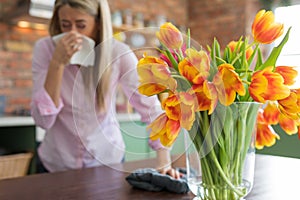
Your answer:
52;31;83;65
158;165;182;179
156;148;182;179
45;31;83;107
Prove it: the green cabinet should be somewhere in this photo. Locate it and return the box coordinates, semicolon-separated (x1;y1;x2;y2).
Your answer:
120;121;152;161
0;125;36;174
120;121;186;162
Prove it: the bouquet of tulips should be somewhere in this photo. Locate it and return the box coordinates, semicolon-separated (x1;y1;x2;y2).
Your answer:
136;9;299;200
137;9;299;150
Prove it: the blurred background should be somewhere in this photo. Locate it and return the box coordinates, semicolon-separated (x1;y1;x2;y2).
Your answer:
2;0;299;115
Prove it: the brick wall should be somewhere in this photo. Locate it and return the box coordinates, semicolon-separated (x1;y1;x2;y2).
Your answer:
0;0;263;115
108;0;188;26
0;22;48;114
187;0;262;49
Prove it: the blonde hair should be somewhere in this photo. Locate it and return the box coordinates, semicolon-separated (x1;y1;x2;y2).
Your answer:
49;0;112;112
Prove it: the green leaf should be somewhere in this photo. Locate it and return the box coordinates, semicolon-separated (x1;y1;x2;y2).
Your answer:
209;40;216;65
255;48;263;69
239;39;247;70
247;43;259;67
187;28;191;49
215;40;221;61
224;46;231;63
214;38;222;66
161;43;179;71
256;27;292;71
239;84;251;101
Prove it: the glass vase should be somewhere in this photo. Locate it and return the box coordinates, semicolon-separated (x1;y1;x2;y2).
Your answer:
185;102;261;200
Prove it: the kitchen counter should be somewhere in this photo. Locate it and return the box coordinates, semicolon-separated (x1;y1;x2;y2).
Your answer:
0;116;35;127
1;154;299;200
0;113;141;127
0;113;142;142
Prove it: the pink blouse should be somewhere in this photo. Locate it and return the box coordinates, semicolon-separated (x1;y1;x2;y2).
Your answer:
31;37;164;172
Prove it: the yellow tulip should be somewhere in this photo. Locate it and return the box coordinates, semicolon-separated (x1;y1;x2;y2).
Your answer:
252;9;284;44
191;80;218;114
137;55;177;96
164;92;195;130
148;92;195;147
178;92;196;130
213;64;245;106
148;113;181;147
156;22;183;49
178;59;200;84
185;49;210;80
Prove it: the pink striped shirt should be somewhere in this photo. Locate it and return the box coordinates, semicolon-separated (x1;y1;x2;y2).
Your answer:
31;37;164;172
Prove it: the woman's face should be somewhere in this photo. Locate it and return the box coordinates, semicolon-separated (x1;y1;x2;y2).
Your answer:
58;4;98;40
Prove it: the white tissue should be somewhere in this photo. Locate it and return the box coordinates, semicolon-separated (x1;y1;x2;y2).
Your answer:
52;33;96;67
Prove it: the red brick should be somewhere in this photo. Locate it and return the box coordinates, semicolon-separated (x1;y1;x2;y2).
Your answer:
15;79;33;88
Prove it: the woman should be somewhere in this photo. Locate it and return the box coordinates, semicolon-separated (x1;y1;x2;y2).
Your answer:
31;0;179;178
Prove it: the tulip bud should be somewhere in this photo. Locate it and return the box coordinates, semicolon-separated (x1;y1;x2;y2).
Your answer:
156;22;183;49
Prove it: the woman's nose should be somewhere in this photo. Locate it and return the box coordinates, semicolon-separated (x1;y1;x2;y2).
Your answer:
70;24;78;32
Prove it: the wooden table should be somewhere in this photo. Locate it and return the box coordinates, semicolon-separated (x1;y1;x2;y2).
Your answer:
0;154;299;200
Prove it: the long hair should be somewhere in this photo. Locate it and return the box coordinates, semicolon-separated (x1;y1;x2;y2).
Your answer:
49;0;113;113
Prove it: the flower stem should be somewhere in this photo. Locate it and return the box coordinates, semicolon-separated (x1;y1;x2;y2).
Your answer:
209;149;245;197
189;103;260;199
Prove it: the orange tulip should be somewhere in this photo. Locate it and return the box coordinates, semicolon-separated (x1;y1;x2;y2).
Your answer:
227;40;254;60
249;66;290;103
252;9;284;44
275;66;298;86
256;110;280;149
294;88;300;107
279;114;298;135
278;89;300;120
178;59;200;84
213;64;245;106
162;94;181;120
137;55;177;96
148;92;196;147
184;49;210;81
263;101;280;125
191;80;218;114
156;22;183;49
262;91;300;136
178;49;210;85
138;54;167;66
148;113;181;147
148;113;168;141
163;92;195;130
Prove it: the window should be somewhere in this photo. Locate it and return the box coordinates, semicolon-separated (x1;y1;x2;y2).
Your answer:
275;4;300;87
